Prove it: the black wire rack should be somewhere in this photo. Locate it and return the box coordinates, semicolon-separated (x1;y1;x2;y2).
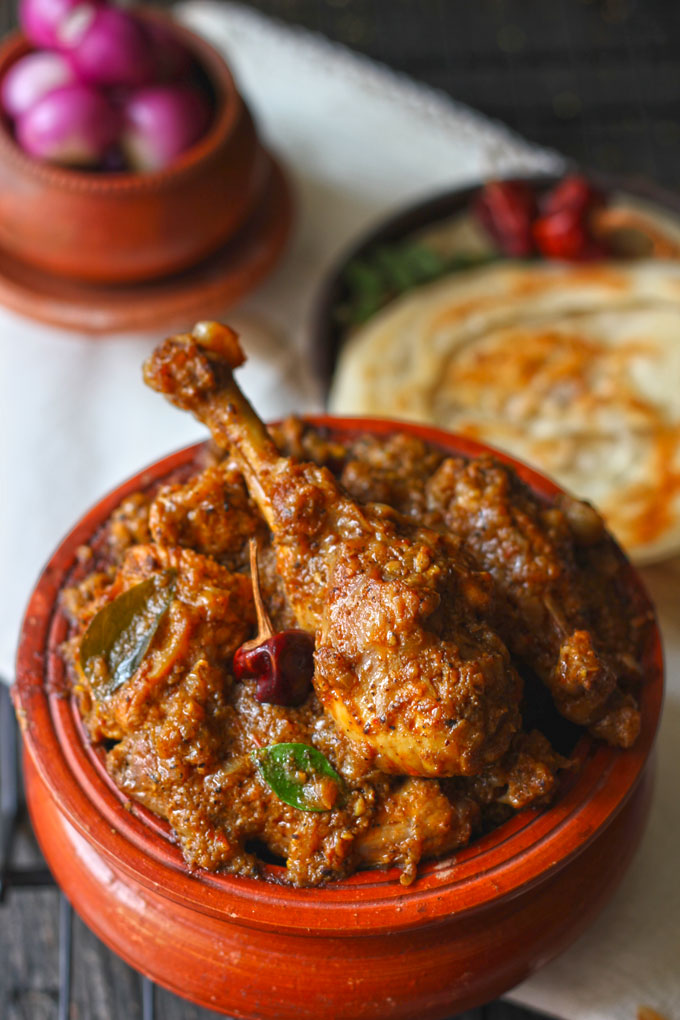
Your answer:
1;682;552;1020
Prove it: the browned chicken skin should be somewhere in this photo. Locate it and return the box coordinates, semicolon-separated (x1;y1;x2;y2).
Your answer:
61;322;649;886
143;322;523;777
73;542;255;742
425;456;646;748
61;354;646;884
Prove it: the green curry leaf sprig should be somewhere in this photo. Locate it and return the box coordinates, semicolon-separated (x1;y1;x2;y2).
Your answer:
336;241;499;327
252;742;346;812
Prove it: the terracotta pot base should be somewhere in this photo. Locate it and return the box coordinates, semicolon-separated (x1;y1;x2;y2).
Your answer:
0;155;291;334
14;421;664;1019
24;749;653;1019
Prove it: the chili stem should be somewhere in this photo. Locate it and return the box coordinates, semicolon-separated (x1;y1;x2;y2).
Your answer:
248;538;274;641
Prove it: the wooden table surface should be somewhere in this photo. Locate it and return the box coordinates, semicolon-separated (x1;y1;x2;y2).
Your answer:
1;1;676;1017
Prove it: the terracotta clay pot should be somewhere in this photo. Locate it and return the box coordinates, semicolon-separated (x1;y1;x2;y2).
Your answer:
14;419;664;1019
0;11;265;284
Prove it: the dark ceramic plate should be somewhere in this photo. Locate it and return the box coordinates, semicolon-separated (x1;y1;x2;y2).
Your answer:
309;169;680;399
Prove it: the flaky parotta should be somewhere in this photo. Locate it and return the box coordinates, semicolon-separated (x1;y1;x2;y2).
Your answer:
330;259;680;563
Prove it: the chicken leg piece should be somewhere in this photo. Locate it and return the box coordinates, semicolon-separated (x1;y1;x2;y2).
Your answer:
144;323;522;777
426;456;647;748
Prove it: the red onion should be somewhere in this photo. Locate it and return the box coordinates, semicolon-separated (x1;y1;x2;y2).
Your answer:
15;83;121;167
65;7;154;87
19;0;101;50
1;51;75;118
144;19;194;82
122;85;211;172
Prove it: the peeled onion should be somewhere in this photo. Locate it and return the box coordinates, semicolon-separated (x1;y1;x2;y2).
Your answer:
65;7;154;87
19;0;100;50
122;85;211;172
1;51;75;118
8;4;213;174
16;82;121;166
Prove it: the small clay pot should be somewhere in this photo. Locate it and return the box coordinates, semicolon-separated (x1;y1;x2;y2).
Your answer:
0;11;265;284
13;419;663;1020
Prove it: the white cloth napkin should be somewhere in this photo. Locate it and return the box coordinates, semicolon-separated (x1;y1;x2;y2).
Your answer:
0;3;677;1018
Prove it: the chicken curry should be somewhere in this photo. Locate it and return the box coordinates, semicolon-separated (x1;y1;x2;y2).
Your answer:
61;323;651;886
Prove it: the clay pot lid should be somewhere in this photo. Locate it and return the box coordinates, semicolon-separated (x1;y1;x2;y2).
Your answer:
0;153;292;333
13;418;664;938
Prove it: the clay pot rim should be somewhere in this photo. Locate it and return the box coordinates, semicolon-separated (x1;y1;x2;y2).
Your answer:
0;9;242;194
13;416;664;939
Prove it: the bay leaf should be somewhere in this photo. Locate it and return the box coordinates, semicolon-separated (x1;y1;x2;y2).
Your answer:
79;569;177;697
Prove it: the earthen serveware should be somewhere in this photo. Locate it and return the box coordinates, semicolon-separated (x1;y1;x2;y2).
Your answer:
14;418;663;1020
0;10;266;284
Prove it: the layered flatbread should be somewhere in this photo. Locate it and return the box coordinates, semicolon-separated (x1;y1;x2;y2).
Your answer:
330;259;680;562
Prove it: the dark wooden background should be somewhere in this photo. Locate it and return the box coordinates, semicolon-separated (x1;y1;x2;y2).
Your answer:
2;1;677;1017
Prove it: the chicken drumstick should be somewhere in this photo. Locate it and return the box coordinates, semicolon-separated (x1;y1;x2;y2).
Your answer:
144;322;522;777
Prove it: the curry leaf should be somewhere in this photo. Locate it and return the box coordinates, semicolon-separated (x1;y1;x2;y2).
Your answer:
337;241;500;327
252;743;345;812
79;570;177;696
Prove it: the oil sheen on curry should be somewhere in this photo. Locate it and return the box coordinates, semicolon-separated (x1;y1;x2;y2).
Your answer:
61;322;652;887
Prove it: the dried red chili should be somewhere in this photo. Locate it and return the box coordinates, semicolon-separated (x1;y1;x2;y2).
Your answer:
475;174;611;263
233;539;314;706
533;174;609;261
473;180;537;257
539;174;605;218
532;207;608;261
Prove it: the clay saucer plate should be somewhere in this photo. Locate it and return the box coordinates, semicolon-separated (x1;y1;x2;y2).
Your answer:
0;154;292;334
